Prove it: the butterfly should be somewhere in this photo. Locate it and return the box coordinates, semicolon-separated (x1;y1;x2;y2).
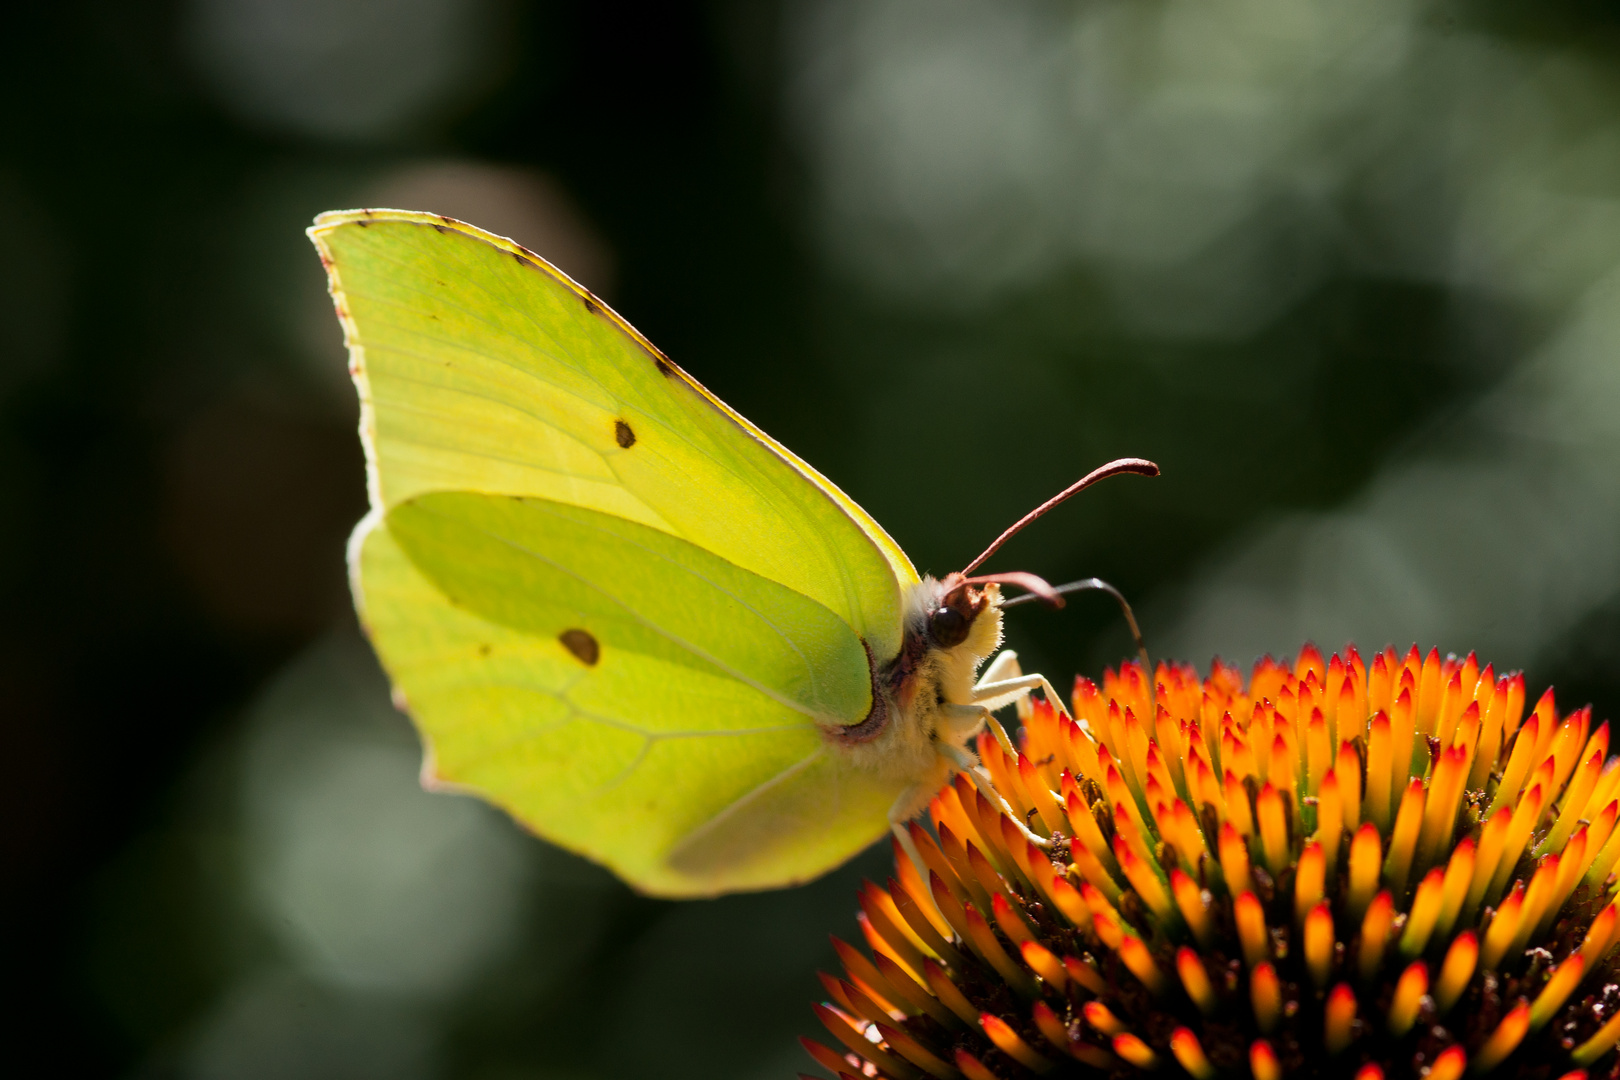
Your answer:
310;209;1156;896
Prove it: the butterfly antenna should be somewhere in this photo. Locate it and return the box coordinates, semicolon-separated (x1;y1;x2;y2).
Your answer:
1002;578;1152;691
959;457;1159;577
956;570;1065;605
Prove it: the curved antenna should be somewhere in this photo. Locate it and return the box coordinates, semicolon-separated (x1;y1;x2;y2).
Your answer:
1003;577;1153;699
960;458;1159;577
956;570;1062;606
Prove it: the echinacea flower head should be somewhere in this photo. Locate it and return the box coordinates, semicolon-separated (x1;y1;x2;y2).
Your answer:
803;645;1620;1080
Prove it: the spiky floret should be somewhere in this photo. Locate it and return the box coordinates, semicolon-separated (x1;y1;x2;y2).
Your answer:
803;645;1620;1080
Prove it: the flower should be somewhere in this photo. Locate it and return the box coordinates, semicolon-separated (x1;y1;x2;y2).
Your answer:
803;645;1620;1079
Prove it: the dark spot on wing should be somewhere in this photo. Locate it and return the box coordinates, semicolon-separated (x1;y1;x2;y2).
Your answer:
512;251;524;264
439;214;453;223
583;292;604;316
432;223;448;234
655;358;673;377
355;219;369;228
559;629;600;667
614;420;636;448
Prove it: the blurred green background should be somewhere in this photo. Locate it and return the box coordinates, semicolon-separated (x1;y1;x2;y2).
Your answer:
11;0;1620;1076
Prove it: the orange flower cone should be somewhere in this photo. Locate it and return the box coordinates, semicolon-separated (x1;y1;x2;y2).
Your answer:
803;645;1620;1079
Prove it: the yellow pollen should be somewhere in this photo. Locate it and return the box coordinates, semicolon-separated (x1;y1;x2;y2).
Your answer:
1434;837;1475;942
1359;891;1395;982
1170;868;1213;946
1337;738;1363;822
1017;939;1065;991
1219;821;1255;897
1169;1027;1216;1080
1304;902;1334;989
1118;934;1164;995
1434;930;1478;1013
1294;841;1325;927
1081;1000;1124;1035
1580;900;1620;970
1250;961;1282;1032
1316;769;1345;868
1530;954;1585;1031
1398;867;1445;958
1112;1032;1156;1069
1366;711;1393;829
1465;807;1512;920
1234;891;1269;969
980;1012;1052;1072
1249;1038;1281;1080
1257;782;1290;877
1429;1044;1467;1080
1573;1010;1620;1066
1473;1001;1531;1072
1346;823;1382;922
1480;881;1526;970
1176;946;1217;1014
1383;778;1426;896
1324;983;1357;1053
1386;959;1427;1035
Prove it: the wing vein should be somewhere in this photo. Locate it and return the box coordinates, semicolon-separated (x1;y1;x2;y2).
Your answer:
670;749;828;857
347;279;876;624
420;500;843;721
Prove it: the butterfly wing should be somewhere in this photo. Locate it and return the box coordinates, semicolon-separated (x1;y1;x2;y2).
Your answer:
311;209;916;656
310;210;917;894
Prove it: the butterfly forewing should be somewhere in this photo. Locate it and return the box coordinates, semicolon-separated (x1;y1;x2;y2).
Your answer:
314;210;912;657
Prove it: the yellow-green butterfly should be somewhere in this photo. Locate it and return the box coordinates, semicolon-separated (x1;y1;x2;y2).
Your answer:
310;208;1155;896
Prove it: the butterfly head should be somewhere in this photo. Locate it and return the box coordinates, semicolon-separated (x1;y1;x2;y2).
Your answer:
828;459;1160;773
825;575;999;772
925;573;995;650
890;573;1007;711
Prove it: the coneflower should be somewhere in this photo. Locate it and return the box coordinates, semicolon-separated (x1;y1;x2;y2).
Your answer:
802;646;1620;1079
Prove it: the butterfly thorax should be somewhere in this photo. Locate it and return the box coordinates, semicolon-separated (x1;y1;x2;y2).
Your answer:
825;576;1003;787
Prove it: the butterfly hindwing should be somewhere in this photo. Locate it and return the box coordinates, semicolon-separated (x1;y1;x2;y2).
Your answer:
386;492;873;724
356;498;904;895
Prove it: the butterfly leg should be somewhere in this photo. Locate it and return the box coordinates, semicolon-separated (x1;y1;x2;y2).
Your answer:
887;785;965;927
972;672;1072;722
888;796;939;902
978;647;1024;687
978;649;1037;722
936;719;1052;848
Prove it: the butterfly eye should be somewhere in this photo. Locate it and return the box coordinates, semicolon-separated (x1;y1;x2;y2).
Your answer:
928;605;970;648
